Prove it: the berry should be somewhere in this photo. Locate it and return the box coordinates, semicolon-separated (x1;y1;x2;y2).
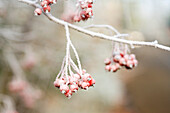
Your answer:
130;54;136;60
70;84;78;93
119;58;126;66
60;84;69;94
104;58;111;65
43;5;51;13
105;65;111;71
34;8;42;16
81;82;89;90
113;55;121;62
126;60;133;69
132;59;138;67
65;90;72;99
89;78;95;86
110;65;117;72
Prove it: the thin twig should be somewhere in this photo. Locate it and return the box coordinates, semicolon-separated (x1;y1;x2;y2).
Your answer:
18;0;170;51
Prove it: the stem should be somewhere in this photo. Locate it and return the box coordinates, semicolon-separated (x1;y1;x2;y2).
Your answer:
65;24;83;75
18;0;170;51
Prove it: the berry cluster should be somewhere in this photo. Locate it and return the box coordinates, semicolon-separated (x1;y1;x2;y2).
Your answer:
73;0;94;22
8;79;41;108
54;69;95;99
104;51;138;72
34;0;57;16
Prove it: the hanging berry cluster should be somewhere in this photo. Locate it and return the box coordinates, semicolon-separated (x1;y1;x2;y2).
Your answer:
73;0;94;22
34;0;57;16
105;43;138;72
54;68;95;99
53;25;95;99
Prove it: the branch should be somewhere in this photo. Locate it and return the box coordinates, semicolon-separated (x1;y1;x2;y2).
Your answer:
18;0;170;51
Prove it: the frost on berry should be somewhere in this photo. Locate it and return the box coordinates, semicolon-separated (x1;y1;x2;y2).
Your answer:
54;68;95;98
104;42;138;72
54;52;95;99
61;0;95;23
33;0;58;16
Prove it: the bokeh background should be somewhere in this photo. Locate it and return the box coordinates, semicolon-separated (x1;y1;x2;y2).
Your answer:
0;0;170;113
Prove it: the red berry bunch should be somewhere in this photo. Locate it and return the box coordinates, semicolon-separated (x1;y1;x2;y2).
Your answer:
104;51;138;72
73;0;94;22
34;0;57;16
54;69;95;99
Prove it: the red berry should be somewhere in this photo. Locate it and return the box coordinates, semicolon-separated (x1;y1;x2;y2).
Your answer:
60;84;69;94
34;8;42;16
89;78;95;86
130;54;136;60
104;58;111;65
115;63;121;69
126;60;133;69
69;77;78;85
113;55;121;62
73;74;81;79
110;65;117;72
70;84;78;93
81;82;89;90
105;65;111;71
65;90;72;99
124;54;130;61
41;0;49;7
43;5;51;13
82;73;91;82
132;59;138;67
88;4;92;8
120;51;125;57
73;16;81;22
119;58;126;66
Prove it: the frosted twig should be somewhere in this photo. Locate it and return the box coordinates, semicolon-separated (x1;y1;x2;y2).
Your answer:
18;0;170;51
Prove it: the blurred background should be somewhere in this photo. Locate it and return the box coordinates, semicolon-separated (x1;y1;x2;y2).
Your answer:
0;0;170;113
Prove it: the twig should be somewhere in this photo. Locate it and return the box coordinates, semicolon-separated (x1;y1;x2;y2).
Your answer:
18;0;170;51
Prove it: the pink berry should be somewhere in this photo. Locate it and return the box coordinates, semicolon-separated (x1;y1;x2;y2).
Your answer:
34;8;42;16
132;59;138;67
115;63;121;69
73;16;81;22
104;58;111;65
120;51;125;57
119;58;126;66
70;84;78;93
65;90;72;98
60;84;69;94
81;82;89;90
78;81;83;87
41;0;48;7
130;54;136;60
43;5;51;13
89;78;95;86
54;79;60;88
69;77;78;85
113;55;121;62
105;65;111;71
124;54;130;61
110;65;117;72
88;4;92;8
82;73;91;82
126;60;133;69
73;74;81;79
